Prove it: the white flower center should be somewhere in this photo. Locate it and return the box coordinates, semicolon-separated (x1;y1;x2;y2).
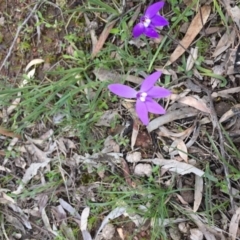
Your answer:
139;92;147;102
143;17;151;27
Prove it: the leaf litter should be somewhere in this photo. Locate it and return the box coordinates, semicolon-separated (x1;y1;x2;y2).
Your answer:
2;0;240;239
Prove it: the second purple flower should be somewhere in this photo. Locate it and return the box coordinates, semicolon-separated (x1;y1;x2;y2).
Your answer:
108;71;171;125
132;1;169;38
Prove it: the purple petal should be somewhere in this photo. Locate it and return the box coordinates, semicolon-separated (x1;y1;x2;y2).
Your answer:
136;99;149;125
140;71;162;92
144;27;159;38
147;86;171;98
108;84;137;98
145;1;165;18
151;15;169;27
132;23;145;38
145;98;166;114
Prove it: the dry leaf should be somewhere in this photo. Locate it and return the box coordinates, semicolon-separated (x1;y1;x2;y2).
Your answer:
116;228;125;240
166;5;211;65
81;207;90;231
186;47;198;71
0;126;21;139
126;152;141;163
212;87;240;98
185;208;223;240
131;120;139;149
59;198;81;220
229;207;240;240
147;107;198;132
0;192;15;204
190;228;203;240
219;104;240;123
81;207;92;240
227;6;240;30
177;139;188;162
91;19;117;58
42;208;58;236
144;158;204;176
158;125;194;139
178;96;210;113
0;165;11;172
134;163;152;177
102;224;115;240
179;222;189;234
169;227;182;240
95;207;126;238
25;58;44;72
193;175;203;212
24;143;51;163
13;160;50;194
212;30;235;58
5;215;26;233
0;16;4;26
211;64;225;89
52;205;67;222
8;203;32;229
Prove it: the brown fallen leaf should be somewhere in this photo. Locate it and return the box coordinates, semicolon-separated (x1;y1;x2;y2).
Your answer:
158;125;194;139
166;5;211;65
0;150;5;156
178;95;211;113
219;104;240;123
212;30;235;58
212;86;240;98
226;5;240;31
91;19;117;58
193;175;203;212
0;126;21;139
186;47;198;71
190;228;203;240
177;139;188;162
147;107;198;132
131;120;139;149
121;158;134;187
151;158;204;176
229;207;240;240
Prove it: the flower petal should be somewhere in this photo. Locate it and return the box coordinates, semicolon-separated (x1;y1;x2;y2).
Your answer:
144;27;159;38
136;99;149;125
108;84;137;98
132;23;145;38
145;1;165;18
145;98;166;114
140;71;162;92
151;15;169;27
147;86;171;98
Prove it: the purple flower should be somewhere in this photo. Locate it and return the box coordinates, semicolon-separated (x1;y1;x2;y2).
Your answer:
133;1;169;38
108;71;171;125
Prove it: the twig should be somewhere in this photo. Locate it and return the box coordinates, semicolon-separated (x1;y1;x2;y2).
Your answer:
0;0;44;72
192;79;236;211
